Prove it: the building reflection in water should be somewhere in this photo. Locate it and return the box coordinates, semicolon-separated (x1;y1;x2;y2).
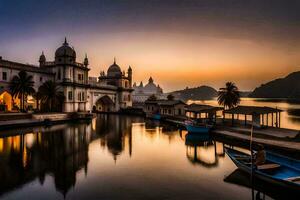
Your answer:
0;122;94;197
94;114;140;162
0;115;141;198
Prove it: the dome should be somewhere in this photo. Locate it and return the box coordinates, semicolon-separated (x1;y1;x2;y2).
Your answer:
55;38;76;59
107;58;122;77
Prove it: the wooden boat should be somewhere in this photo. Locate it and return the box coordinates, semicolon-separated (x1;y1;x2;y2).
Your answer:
225;148;300;193
184;119;211;134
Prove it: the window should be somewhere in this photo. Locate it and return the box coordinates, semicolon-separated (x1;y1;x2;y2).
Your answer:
78;92;81;101
40;77;43;82
178;109;182;115
82;92;85;101
58;69;61;80
2;72;7;81
78;74;84;81
68;91;73;100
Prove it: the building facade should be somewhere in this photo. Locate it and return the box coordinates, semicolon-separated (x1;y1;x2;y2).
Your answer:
0;38;133;112
144;99;186;119
132;77;164;103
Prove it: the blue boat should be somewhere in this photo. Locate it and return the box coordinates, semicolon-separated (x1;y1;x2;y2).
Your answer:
184;120;211;134
225;148;300;193
152;114;161;120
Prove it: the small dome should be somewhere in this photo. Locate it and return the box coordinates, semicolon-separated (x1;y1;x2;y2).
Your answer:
107;58;121;77
55;38;76;59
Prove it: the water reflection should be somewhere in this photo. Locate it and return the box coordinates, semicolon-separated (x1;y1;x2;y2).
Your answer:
95;115;135;161
0;115;291;199
0;122;92;197
0;115;142;198
224;169;289;199
185;133;225;168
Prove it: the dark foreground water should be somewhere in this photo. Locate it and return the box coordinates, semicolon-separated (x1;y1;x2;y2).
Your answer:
0;115;292;200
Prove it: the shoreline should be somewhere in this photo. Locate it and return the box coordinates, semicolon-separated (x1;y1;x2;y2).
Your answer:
1;112;299;155
159;117;300;154
0;112;94;131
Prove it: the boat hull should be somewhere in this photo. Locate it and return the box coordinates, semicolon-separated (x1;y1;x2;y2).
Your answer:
225;148;300;194
152;114;161;120
185;124;210;134
146;113;161;120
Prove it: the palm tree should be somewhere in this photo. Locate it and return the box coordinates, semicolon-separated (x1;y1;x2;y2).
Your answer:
218;82;240;109
39;80;64;112
9;70;35;112
32;91;42;111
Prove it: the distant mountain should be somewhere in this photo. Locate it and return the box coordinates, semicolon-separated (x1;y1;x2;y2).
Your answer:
170;85;218;101
250;71;300;98
240;91;251;97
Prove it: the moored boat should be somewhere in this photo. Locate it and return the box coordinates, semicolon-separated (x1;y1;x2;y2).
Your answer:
184;119;211;134
146;113;161;120
153;114;161;120
225;148;300;194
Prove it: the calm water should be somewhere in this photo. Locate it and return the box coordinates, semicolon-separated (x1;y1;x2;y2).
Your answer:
189;98;300;130
0;115;293;200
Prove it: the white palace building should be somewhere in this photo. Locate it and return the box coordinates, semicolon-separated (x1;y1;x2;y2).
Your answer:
0;38;133;112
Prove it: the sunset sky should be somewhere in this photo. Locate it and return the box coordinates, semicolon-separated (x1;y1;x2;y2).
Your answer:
1;0;300;92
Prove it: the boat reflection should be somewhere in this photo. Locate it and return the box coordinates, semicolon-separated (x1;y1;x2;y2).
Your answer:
224;169;291;199
185;132;225;168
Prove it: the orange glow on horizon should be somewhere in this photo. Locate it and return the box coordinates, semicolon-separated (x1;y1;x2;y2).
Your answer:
3;32;300;92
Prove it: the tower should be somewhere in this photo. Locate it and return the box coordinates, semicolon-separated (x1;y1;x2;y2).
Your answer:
128;65;132;87
84;53;89;67
149;76;154;83
39;51;46;66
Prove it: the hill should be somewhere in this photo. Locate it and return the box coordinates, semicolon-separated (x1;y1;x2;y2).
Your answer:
170;86;218;101
250;71;300;98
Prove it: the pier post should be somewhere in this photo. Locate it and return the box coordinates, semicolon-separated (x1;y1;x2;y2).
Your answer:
279;112;281;128
275;112;278;128
271;113;274;127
